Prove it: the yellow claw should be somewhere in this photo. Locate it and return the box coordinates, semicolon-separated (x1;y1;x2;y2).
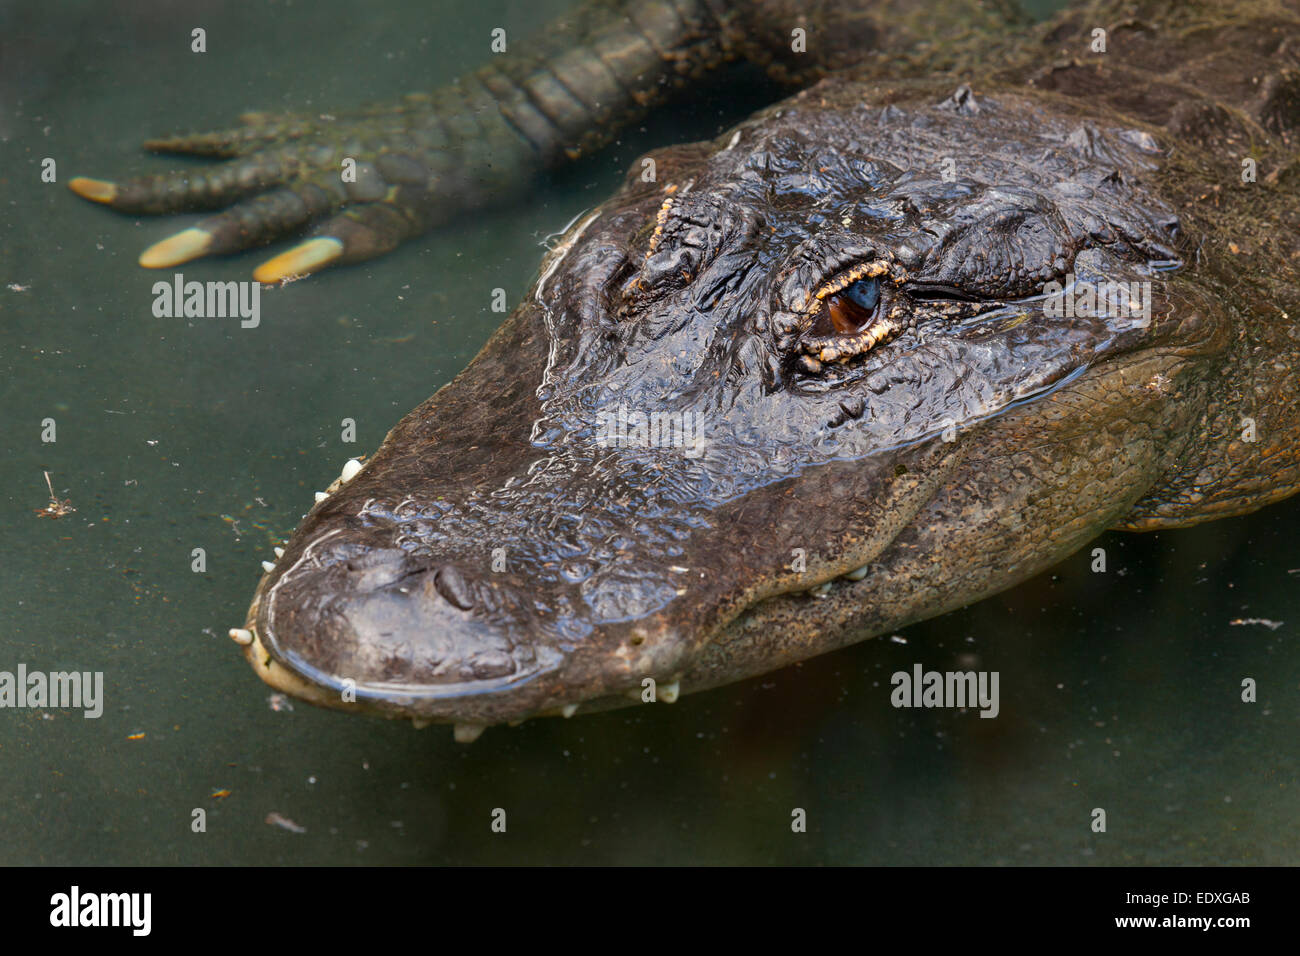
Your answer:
252;238;344;283
68;177;118;204
138;228;214;268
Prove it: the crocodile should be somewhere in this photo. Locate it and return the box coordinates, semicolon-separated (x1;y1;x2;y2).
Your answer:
71;0;1300;740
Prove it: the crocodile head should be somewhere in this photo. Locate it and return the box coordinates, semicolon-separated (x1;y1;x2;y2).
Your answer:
237;80;1223;735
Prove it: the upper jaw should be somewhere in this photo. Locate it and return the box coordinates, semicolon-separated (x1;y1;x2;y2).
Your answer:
231;328;913;725
233;352;967;728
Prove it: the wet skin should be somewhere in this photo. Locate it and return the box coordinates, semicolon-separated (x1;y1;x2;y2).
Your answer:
71;0;1300;738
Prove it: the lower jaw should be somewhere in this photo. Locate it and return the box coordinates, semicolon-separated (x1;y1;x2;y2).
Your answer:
240;623;351;712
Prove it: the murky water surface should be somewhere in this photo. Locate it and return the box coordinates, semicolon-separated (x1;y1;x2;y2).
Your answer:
1;0;1295;864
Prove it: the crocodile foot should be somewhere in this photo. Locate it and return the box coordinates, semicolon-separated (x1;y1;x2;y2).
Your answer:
68;91;536;281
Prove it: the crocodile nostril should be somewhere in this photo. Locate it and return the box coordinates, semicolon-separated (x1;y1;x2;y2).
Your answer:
345;548;405;572
341;547;413;590
433;565;475;610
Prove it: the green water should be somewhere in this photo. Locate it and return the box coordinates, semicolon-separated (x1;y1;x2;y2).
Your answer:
1;0;1295;865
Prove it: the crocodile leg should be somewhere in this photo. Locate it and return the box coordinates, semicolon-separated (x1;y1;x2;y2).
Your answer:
69;0;738;280
69;0;1031;280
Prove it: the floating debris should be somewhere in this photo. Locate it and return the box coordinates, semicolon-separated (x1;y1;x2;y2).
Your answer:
35;471;75;519
267;693;294;712
1228;617;1284;631
265;812;306;834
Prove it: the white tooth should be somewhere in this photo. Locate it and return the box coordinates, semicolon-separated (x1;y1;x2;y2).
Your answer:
453;723;485;744
660;681;680;704
314;491;328;502
411;718;431;730
261;560;275;573
274;547;285;558
843;565;869;581
228;628;253;646
340;458;363;482
808;582;832;597
561;704;578;718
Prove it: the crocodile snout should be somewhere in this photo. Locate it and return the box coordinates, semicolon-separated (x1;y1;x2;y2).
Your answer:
244;525;565;727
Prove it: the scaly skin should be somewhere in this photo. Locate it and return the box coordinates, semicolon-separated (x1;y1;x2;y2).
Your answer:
72;1;1300;740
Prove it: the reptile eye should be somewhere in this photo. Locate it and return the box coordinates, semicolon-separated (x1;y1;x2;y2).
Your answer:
790;261;904;373
821;277;881;335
